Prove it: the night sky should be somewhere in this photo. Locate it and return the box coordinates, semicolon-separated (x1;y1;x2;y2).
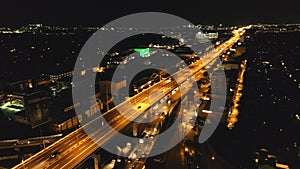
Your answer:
0;0;299;27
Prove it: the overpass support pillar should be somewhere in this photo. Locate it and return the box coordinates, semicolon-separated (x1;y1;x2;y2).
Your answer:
92;153;101;169
133;123;138;137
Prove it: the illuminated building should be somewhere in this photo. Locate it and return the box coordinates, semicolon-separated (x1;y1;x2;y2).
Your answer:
195;32;210;43
195;32;218;43
0;92;4;106
134;48;151;57
28;23;43;33
207;32;219;39
0;90;50;128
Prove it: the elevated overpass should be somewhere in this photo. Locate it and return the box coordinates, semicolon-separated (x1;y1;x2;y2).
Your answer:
12;27;248;169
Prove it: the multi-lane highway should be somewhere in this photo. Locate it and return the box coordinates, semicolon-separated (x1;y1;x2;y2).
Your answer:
12;27;248;169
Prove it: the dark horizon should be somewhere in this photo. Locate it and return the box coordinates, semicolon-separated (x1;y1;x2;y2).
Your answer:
1;0;299;27
1;21;300;28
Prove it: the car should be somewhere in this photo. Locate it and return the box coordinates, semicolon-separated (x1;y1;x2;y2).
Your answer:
50;151;59;158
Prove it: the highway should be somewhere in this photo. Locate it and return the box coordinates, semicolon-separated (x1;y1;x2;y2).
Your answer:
0;134;63;150
12;27;248;169
125;87;200;169
123;50;228;168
